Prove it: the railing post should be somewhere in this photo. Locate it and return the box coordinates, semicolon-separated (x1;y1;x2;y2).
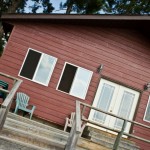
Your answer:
65;101;81;150
0;77;22;131
81;105;86;117
0;107;7;131
76;101;81;133
113;120;127;150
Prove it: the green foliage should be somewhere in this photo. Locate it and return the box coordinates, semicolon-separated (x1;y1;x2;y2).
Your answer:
113;0;150;14
0;0;54;14
0;0;30;14
42;0;54;13
0;37;3;56
16;0;28;13
0;31;7;57
64;0;105;14
63;0;150;14
0;0;12;14
85;0;105;14
30;0;54;13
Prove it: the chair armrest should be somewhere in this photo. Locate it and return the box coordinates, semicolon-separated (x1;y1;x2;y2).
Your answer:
32;105;36;110
27;104;36;120
27;105;36;111
28;104;35;107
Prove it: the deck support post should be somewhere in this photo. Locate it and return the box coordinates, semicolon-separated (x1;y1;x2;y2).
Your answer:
113;120;127;150
0;108;6;131
65;101;81;150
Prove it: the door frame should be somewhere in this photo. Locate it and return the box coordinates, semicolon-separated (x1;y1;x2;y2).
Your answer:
88;78;140;134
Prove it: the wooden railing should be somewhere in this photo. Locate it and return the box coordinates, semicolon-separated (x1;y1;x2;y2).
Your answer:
65;101;81;150
65;100;150;150
0;72;22;130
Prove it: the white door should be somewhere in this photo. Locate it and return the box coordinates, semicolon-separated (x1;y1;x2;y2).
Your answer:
89;79;139;133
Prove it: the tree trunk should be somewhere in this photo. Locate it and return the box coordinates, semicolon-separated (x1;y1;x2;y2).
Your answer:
66;4;73;14
66;0;74;14
6;0;23;13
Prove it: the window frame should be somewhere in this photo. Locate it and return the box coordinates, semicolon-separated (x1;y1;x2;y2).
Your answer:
18;48;57;86
56;62;93;99
143;95;150;123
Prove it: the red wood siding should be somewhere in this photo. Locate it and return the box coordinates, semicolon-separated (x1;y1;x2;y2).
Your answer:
0;22;150;149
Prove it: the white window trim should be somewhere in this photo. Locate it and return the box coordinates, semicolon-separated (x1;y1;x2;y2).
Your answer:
56;62;93;99
143;95;150;123
18;48;57;86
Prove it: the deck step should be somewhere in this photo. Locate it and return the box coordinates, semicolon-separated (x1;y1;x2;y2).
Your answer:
1;125;65;149
0;135;50;150
1;113;109;150
1;113;67;150
0;112;140;150
87;126;140;150
7;112;66;135
5;118;68;143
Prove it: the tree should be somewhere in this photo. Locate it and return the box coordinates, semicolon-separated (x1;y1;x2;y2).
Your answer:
0;0;54;14
63;0;106;14
62;0;150;14
111;0;150;15
0;0;54;56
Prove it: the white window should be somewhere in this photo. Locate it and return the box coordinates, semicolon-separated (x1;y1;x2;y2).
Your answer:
19;48;57;86
57;62;93;99
144;96;150;123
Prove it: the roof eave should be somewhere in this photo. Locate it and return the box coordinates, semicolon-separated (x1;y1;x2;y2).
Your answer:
1;14;150;21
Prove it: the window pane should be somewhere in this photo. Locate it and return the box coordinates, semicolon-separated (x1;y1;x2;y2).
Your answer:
144;97;150;122
33;54;57;85
93;83;115;123
114;91;134;129
70;68;92;99
58;64;77;93
20;49;41;79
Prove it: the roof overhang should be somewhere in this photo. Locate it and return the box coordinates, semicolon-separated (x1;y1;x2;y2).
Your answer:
1;14;150;21
1;14;150;37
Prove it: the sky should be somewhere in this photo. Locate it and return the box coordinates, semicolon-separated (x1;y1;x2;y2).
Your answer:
51;0;65;10
25;0;66;13
51;0;66;13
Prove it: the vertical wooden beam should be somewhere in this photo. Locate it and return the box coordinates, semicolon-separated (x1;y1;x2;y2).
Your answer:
113;120;127;150
0;107;7;131
81;105;86;117
65;101;81;150
65;115;79;150
76;101;81;133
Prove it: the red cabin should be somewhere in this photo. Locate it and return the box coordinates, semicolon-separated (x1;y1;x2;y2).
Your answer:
0;14;150;149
